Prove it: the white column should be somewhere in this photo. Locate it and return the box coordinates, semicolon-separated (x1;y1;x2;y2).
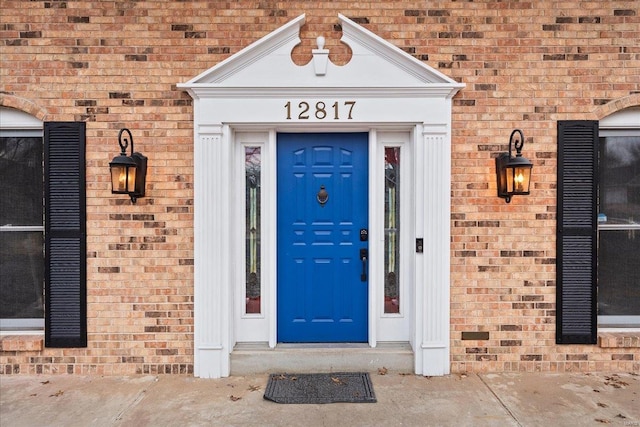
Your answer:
194;124;231;378
414;122;451;376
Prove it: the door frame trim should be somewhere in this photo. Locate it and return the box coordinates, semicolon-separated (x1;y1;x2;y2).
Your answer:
233;127;415;349
195;120;452;379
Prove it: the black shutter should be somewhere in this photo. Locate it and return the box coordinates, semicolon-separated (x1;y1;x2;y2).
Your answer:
44;122;87;347
556;120;598;344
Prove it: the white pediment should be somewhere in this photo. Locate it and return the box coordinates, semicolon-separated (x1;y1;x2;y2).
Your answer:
179;14;463;97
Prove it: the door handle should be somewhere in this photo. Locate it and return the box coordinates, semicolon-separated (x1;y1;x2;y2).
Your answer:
360;248;368;282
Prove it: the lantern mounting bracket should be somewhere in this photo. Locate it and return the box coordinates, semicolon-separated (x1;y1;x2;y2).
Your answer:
118;128;133;157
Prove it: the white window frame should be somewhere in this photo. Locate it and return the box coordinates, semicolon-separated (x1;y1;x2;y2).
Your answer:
0;108;45;332
597;108;640;328
233;131;271;344
376;132;412;341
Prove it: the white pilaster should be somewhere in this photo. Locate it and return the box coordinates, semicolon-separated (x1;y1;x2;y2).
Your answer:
194;124;231;378
414;122;451;376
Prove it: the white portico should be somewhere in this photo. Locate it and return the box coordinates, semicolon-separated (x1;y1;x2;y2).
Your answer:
178;14;464;378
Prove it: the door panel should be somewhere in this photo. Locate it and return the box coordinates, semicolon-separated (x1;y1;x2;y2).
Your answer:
277;133;368;342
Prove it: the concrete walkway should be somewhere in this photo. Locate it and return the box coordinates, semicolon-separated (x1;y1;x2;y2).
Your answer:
1;372;638;426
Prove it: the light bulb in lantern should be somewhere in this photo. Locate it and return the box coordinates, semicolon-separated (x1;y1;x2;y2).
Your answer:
118;171;127;191
515;172;524;192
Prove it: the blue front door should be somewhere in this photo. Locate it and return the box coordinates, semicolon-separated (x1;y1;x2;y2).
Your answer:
277;133;368;342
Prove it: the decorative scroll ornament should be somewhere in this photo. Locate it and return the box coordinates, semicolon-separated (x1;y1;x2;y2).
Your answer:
317;185;329;206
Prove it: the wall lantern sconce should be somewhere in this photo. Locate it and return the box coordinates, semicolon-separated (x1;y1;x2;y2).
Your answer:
109;128;147;203
495;129;533;203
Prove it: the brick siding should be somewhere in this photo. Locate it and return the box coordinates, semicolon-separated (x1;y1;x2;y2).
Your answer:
1;0;639;375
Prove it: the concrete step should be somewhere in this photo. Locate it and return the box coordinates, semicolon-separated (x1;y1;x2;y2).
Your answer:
230;342;414;375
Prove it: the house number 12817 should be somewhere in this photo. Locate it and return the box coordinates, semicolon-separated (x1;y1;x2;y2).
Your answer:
285;101;356;120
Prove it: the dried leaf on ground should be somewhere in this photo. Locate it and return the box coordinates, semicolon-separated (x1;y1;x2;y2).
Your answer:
378;367;388;375
595;419;611;424
49;390;64;397
604;375;629;388
248;385;261;392
230;395;241;401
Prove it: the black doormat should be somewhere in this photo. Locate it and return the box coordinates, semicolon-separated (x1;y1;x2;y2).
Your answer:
263;372;376;404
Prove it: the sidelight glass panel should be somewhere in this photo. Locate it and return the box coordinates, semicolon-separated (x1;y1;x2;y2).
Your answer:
245;147;261;314
384;147;400;313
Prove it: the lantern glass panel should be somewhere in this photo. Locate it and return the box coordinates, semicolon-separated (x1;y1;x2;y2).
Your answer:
505;166;515;193
517;166;531;193
126;166;136;192
111;164;136;193
506;165;531;194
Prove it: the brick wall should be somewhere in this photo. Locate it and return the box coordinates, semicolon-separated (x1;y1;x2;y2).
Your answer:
1;0;638;374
